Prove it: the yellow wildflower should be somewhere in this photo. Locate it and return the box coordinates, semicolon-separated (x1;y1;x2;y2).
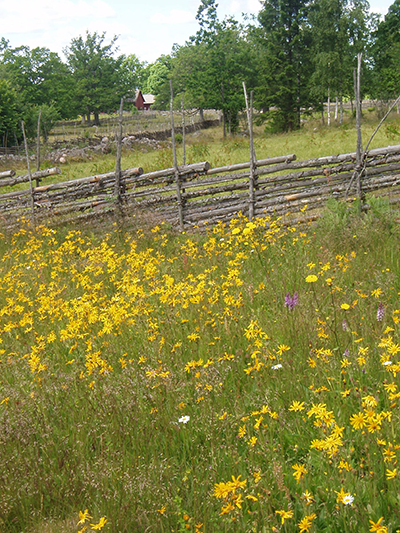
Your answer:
350;412;366;429
77;510;92;525
292;463;308;483
90;517;107;531
275;509;294;524
298;513;317;533
386;468;397;479
289;400;305;411
369;517;387;533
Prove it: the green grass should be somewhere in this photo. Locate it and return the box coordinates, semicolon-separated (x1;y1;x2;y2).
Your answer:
1;108;400;183
1;200;400;532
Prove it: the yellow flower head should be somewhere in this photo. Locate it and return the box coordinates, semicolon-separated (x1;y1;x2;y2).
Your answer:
77;510;92;525
90;517;107;531
275;509;294;524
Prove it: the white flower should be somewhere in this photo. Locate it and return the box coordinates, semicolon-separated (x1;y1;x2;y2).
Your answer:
271;364;283;370
383;361;392;366
178;415;190;424
342;494;354;505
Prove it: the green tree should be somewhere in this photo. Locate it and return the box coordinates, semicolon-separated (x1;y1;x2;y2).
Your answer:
119;54;147;96
0;79;20;146
23;103;60;143
142;55;171;102
256;0;313;132
308;0;350;123
0;42;73;143
65;31;123;125
165;42;210;111
158;1;255;134
372;0;400;99
193;0;255;134
0;44;75;118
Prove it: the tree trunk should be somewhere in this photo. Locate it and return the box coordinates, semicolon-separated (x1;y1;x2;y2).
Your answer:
296;68;301;129
335;96;338;122
221;81;226;139
327;87;331;127
339;80;343;124
94;112;100;126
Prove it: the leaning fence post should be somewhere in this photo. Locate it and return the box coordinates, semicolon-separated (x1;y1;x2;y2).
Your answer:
243;82;257;220
170;80;184;230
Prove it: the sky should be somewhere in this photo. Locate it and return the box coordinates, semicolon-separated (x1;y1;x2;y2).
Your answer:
0;0;395;65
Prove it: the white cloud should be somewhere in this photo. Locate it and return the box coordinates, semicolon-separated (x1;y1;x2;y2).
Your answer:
229;0;241;12
246;0;262;13
150;9;195;25
0;0;115;34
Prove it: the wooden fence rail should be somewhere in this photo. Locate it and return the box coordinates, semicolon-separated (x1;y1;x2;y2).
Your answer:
1;145;400;229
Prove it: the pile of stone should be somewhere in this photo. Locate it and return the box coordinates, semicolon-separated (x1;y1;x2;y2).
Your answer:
121;135;164;152
46;146;93;164
0;153;36;163
0;134;166;166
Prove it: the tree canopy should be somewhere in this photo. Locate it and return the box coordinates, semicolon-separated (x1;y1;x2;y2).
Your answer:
64;31;124;125
0;0;399;145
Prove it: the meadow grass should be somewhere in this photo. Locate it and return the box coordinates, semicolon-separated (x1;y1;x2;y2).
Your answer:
0;109;400;533
0;197;400;532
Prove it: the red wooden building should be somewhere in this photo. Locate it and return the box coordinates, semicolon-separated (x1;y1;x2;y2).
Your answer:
134;90;155;110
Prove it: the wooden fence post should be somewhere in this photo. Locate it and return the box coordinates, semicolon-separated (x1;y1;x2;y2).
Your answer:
347;53;364;203
21;121;35;219
181;97;186;166
36;109;42;184
355;53;363;206
115;97;124;211
243;82;257;220
170;80;184;230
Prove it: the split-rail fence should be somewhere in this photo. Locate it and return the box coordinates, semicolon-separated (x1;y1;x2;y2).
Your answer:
1;144;400;229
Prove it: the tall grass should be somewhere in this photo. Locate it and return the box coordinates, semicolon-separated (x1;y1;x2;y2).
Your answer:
0;198;400;532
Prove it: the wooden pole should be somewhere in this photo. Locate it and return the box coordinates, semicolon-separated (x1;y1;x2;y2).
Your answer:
21;121;35;219
364;94;400;154
243;82;257;220
355;53;363;205
181;96;186;166
0;170;16;179
170;80;184;230
114;97;124;209
36;109;42;183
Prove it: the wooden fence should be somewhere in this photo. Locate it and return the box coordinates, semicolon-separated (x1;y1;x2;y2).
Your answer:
1;144;400;229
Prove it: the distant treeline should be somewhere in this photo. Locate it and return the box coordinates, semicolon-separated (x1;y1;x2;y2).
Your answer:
0;0;399;145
